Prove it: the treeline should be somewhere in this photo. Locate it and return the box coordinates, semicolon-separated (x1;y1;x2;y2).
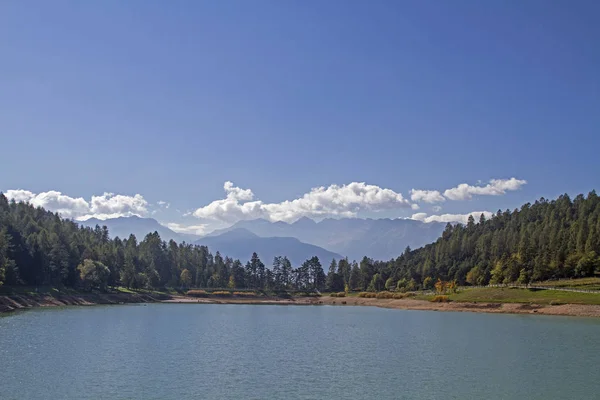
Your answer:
0;193;328;291
1;191;599;293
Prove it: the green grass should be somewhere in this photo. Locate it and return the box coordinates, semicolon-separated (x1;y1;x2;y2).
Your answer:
534;277;600;291
115;286;181;295
427;287;600;305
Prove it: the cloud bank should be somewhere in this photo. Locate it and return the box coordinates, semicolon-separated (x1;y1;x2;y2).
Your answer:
411;211;494;224
410;189;445;203
4;189;148;220
443;178;527;201
5;177;527;231
193;181;413;223
410;178;527;203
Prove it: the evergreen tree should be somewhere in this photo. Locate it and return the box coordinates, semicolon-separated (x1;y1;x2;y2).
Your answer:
325;259;344;292
348;262;360;290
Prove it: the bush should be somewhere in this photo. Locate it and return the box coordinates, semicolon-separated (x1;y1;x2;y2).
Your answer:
431;295;450;303
295;291;321;297
330;293;338;297
212;291;232;297
78;259;110;291
376;291;394;299
187;290;208;297
233;291;257;296
393;293;407;299
330;292;346;298
358;292;377;298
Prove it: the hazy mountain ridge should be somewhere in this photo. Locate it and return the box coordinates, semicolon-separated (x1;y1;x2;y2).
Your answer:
205;217;445;261
194;228;342;266
78;216;199;243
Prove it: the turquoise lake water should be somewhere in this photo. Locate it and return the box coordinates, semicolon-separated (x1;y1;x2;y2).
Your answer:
1;303;599;399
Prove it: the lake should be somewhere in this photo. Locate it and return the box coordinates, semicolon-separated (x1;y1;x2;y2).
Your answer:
1;304;599;400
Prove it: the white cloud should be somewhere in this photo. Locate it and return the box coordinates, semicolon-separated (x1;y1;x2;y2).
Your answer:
409;189;446;203
443;178;526;201
432;205;442;212
224;181;254;201
5;189;36;203
166;223;209;236
410;212;428;221
411;203;420;210
5;189;149;220
5;189;90;218
193;181;413;223
411;211;494;224
157;200;170;209
88;193;148;220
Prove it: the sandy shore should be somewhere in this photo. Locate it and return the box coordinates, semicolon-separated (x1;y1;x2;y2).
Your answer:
312;296;600;317
164;295;600;317
3;293;600;317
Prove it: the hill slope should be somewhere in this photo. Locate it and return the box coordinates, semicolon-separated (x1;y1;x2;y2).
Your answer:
387;192;600;290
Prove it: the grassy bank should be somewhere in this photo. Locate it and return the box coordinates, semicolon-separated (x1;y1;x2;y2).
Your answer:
534;277;600;291
417;287;600;305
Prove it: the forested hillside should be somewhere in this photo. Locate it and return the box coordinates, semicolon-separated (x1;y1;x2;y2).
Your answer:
380;191;600;291
1;191;599;293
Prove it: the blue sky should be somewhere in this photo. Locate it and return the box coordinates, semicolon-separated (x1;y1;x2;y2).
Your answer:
1;1;599;234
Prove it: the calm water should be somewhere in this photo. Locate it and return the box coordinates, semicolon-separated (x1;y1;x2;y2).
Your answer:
1;304;599;400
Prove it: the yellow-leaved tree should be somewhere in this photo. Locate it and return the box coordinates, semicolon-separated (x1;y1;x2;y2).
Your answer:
180;269;192;288
434;278;446;294
228;274;236;289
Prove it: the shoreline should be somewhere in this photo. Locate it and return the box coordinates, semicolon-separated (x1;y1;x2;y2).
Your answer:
0;292;169;314
2;292;600;318
312;296;600;317
165;295;600;317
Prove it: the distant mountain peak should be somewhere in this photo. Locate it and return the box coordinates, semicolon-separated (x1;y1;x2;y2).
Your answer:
219;228;259;239
194;228;342;266
292;216;317;225
124;215;144;220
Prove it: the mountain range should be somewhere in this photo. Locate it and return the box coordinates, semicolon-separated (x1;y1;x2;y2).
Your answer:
79;216;197;243
194;228;342;266
207;217;445;261
80;215;445;263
